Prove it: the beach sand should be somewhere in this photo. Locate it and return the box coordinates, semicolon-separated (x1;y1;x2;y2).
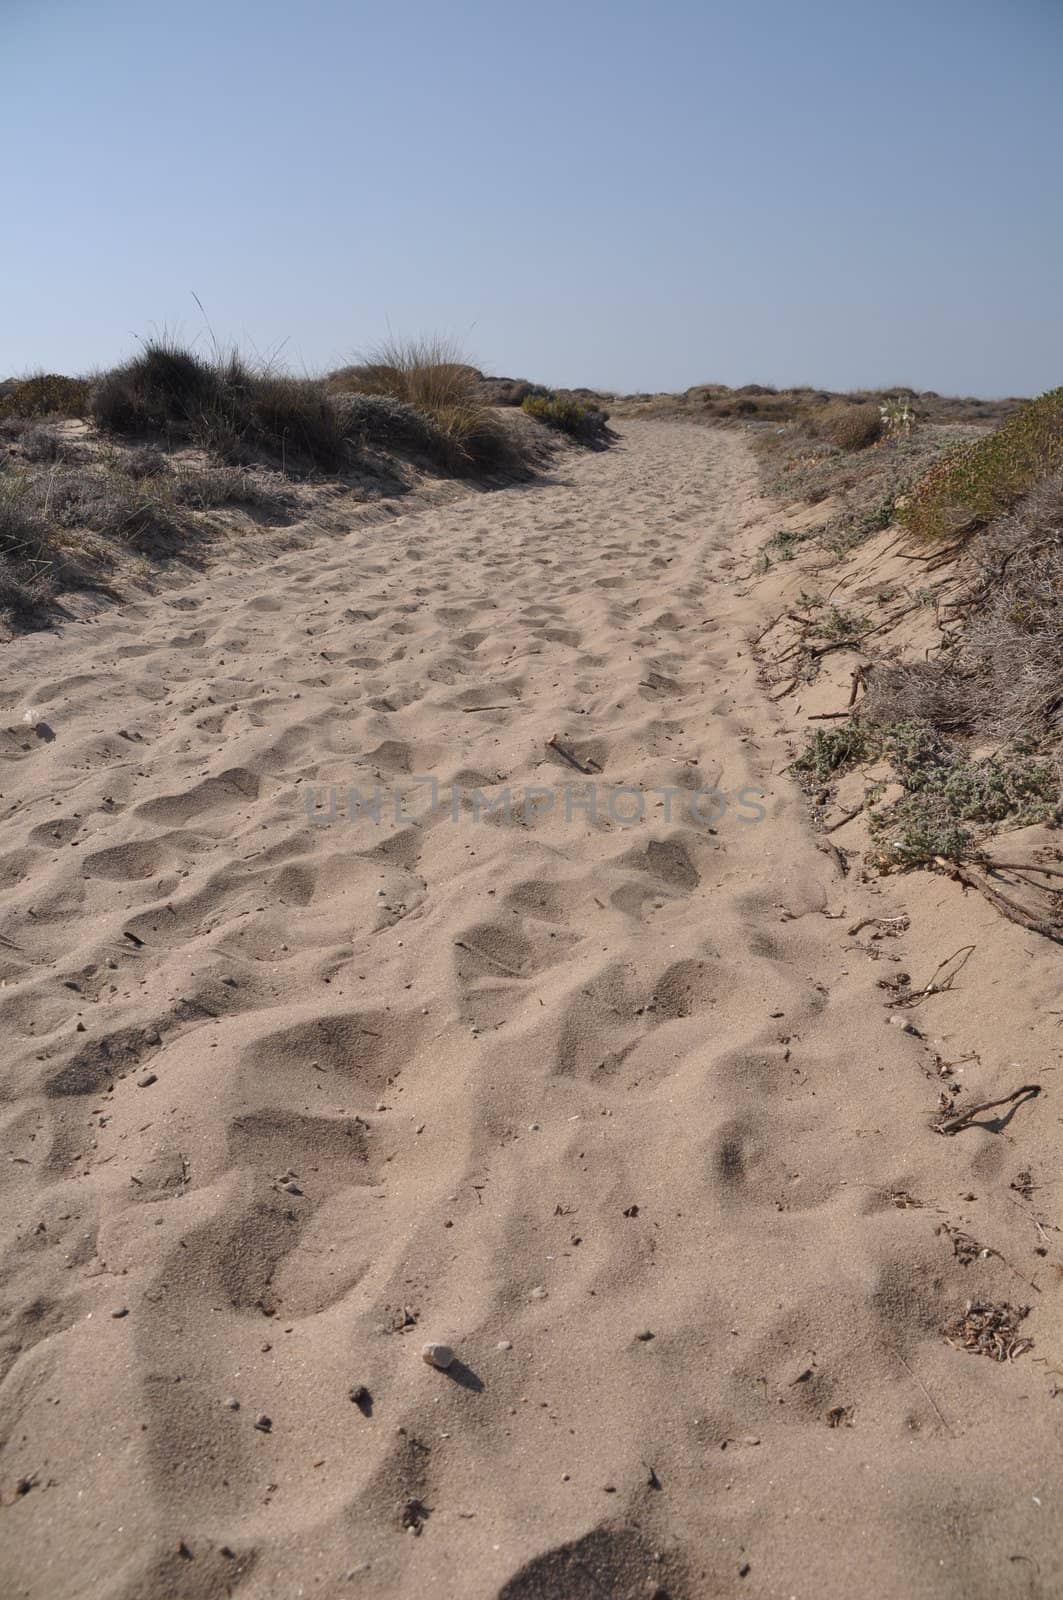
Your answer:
1;422;1060;1599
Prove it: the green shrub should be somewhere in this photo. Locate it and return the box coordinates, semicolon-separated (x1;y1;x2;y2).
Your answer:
900;387;1063;541
796;717;1060;867
0;373;90;420
521;392;610;444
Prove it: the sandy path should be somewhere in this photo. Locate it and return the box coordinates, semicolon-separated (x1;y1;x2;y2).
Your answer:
1;423;1059;1600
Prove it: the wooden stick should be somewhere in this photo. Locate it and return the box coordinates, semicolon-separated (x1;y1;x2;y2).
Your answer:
546;734;596;775
824;802;865;834
933;1084;1041;1136
937;859;1063;945
976;859;1063;880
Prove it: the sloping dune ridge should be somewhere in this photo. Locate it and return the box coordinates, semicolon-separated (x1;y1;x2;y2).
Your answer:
1;422;1060;1600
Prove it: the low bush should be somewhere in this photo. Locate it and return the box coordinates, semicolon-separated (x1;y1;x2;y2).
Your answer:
795;717;1060;866
899;387;1063;541
0;373;90;420
521;391;610;444
333;391;437;454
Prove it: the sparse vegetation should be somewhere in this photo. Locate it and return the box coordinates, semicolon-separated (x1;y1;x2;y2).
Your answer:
899;387;1063;542
0;332;565;629
763;527;808;562
0;424;286;622
795;717;1060;867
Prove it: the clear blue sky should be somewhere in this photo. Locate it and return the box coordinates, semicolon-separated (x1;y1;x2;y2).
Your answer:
3;0;1061;396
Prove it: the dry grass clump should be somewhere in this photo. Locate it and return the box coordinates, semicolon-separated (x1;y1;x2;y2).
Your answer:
0;433;284;622
959;471;1063;741
859;471;1063;750
91;340;349;474
858;659;976;733
0;473;56;611
815;400;883;451
329;338;522;474
900;387;1063;542
18;425;71;464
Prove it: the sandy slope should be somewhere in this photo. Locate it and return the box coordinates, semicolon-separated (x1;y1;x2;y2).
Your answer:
1;422;1060;1600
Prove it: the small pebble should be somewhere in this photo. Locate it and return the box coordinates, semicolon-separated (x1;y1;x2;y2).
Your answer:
421;1342;454;1370
497;1339;512;1351
223;1396;240;1410
136;1072;157;1088
529;1286;548;1300
111;1307;129;1319
350;1385;371;1407
254;1413;272;1432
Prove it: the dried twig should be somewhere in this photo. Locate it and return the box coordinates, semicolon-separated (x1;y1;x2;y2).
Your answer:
890;1349;953;1436
905;944;976;1007
934;1084;1041;1136
975;859;1063;880
935;859;1063;946
847;914;909;937
546;734;597;775
824;801;866;834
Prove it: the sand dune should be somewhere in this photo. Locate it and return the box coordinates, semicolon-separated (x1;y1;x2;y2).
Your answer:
1;423;1060;1599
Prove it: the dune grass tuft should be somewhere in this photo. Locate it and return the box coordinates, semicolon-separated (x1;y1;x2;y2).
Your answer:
90;340;349;473
329;338;521;474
